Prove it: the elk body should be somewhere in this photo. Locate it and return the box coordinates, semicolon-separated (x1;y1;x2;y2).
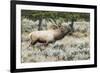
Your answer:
28;25;71;45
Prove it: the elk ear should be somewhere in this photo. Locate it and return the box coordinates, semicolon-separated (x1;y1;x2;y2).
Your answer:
60;26;64;32
53;26;58;29
58;24;61;27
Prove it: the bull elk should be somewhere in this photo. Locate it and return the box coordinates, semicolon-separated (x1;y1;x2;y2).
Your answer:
29;26;71;44
26;24;71;48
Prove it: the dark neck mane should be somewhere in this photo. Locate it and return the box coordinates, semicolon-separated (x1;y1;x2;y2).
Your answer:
54;29;67;40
